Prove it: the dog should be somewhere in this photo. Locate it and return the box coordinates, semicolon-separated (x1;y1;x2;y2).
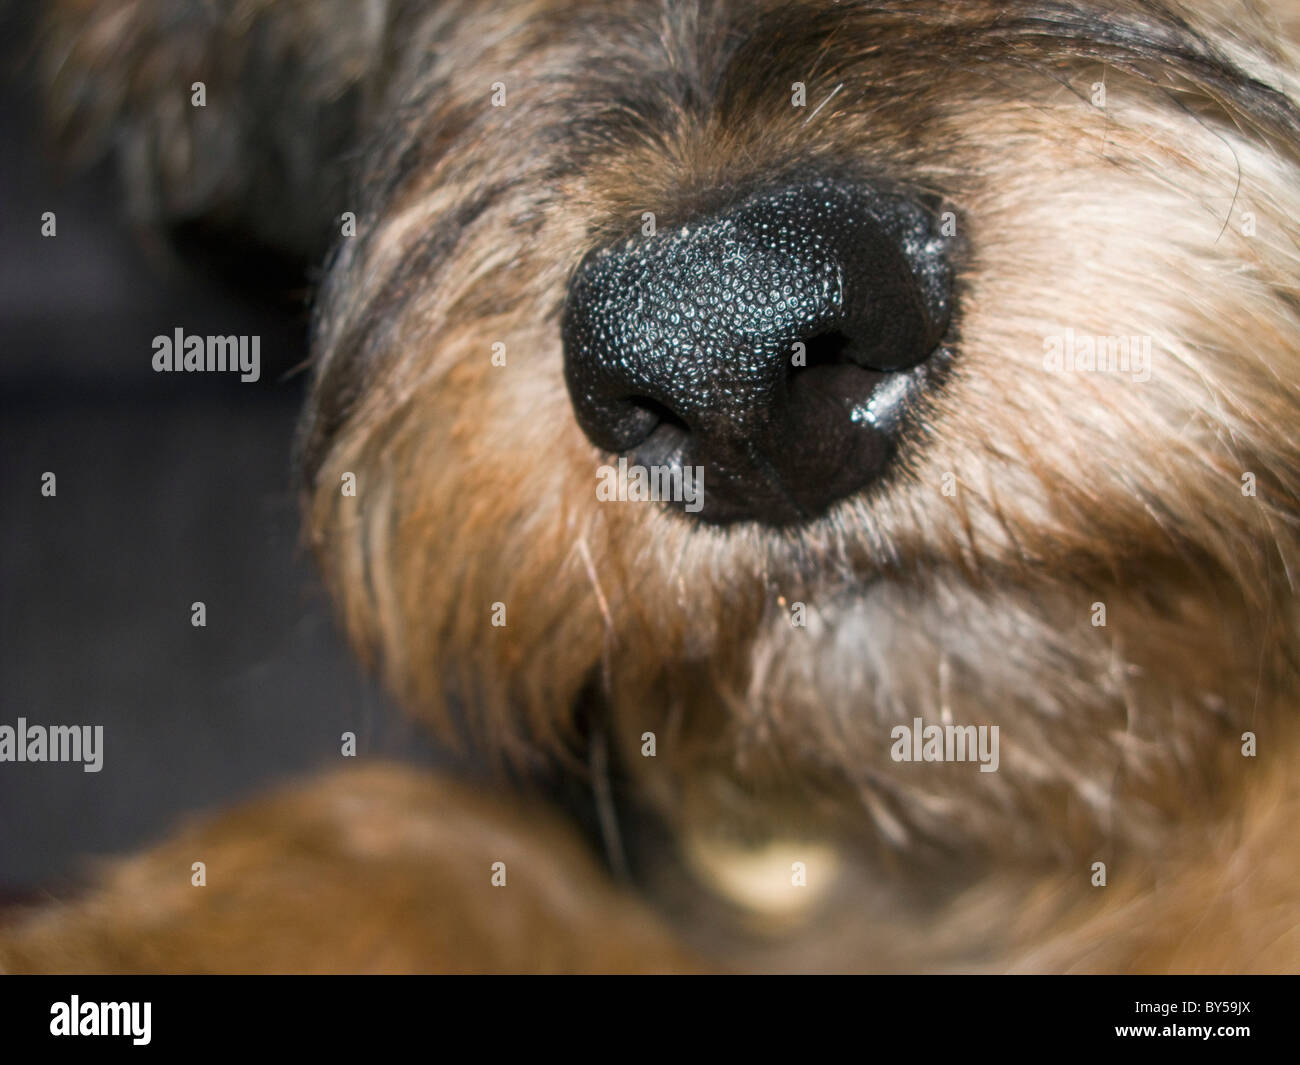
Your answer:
4;0;1299;973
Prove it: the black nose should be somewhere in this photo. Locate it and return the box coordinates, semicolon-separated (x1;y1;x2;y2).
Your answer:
562;178;954;525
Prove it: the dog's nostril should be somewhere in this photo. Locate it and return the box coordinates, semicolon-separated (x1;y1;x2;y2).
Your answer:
623;395;691;465
562;177;955;524
627;395;690;437
800;330;854;370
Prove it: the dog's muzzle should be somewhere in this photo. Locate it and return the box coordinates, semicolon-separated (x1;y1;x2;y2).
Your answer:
562;178;955;525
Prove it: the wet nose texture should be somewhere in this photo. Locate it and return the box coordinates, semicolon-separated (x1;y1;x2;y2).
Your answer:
562;178;955;525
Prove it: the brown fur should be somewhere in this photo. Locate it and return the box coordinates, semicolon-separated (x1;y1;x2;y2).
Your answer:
0;767;699;973
6;0;1300;972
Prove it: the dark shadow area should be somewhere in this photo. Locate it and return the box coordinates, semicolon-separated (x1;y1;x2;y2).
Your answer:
0;6;440;896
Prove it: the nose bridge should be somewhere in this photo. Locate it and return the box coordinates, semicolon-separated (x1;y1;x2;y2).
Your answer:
565;184;850;437
627;227;842;435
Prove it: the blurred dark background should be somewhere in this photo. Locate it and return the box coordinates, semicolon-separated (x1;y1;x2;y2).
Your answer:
0;5;439;897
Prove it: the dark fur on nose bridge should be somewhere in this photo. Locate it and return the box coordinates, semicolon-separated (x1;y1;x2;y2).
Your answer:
561;178;955;525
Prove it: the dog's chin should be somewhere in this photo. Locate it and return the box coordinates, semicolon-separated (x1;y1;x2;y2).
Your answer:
600;532;1265;876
